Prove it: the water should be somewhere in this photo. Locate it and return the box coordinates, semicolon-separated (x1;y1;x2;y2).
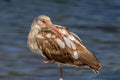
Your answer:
0;0;120;80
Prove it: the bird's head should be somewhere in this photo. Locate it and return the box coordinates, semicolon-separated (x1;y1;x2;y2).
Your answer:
34;15;52;28
32;15;63;36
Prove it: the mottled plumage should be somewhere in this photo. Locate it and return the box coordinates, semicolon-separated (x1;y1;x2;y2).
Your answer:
27;15;101;80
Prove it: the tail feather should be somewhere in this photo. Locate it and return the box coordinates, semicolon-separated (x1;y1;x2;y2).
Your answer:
91;69;99;74
91;63;101;74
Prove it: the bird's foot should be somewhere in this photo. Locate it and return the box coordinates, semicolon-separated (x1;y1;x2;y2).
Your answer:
59;78;63;80
42;60;49;64
42;59;53;64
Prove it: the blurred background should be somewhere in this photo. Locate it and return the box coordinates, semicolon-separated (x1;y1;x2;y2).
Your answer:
0;0;120;80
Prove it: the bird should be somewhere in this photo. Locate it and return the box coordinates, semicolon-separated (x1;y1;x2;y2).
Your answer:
27;15;101;80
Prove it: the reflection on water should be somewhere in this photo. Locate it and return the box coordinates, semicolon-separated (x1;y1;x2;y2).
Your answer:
0;0;120;80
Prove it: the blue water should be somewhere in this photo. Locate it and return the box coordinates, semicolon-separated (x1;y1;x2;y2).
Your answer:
0;0;120;80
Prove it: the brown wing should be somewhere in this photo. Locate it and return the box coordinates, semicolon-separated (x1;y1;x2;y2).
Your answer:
35;27;101;73
36;30;75;64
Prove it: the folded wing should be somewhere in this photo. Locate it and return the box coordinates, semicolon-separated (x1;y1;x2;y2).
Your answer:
35;27;101;74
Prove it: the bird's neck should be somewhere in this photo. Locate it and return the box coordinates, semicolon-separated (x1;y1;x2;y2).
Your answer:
27;27;40;52
28;26;40;39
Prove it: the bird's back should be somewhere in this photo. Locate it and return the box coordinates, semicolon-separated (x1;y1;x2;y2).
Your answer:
35;26;101;74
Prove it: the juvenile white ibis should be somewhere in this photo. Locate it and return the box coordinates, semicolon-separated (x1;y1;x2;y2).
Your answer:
27;15;101;80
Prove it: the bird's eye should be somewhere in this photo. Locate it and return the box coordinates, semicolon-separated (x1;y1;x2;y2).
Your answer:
42;19;47;24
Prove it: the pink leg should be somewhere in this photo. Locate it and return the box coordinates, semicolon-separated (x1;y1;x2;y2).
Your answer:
58;64;63;80
42;60;49;64
42;59;54;64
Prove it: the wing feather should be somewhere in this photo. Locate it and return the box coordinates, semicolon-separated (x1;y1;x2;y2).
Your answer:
35;27;101;71
70;32;82;43
35;30;75;64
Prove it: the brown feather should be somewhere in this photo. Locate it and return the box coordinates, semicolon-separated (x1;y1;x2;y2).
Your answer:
35;27;101;73
28;15;101;76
